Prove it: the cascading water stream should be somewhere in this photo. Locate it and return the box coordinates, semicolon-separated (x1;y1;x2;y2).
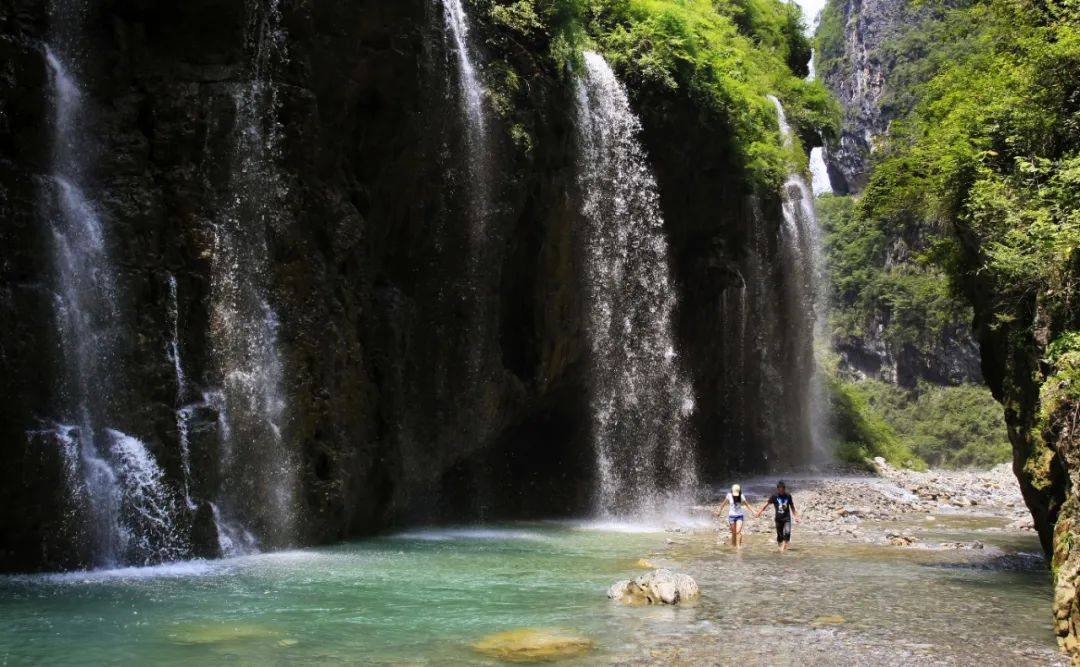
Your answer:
166;274;199;513
438;0;492;243
770;94;832;464
795;0;834;196
206;0;296;549
43;10;186;566
440;0;486;141
435;0;500;443
44;45;124;567
806;53;832;195
574;51;698;518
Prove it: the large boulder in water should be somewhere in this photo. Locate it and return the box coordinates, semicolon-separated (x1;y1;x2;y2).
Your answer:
608;568;699;605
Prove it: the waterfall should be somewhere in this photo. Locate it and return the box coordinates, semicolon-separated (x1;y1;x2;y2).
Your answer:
574;52;698;517
43;4;189;566
44;47;123;567
166;275;187;403
805;49;833;195
435;0;500;430
207;0;296;548
107;430;188;564
797;0;834;196
166;274;200;512
809;147;832;195
210;502;260;558
439;0;492;239
770;95;831;463
441;0;486;138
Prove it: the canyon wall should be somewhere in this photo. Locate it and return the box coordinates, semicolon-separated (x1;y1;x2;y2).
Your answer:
0;0;816;570
815;0;982;388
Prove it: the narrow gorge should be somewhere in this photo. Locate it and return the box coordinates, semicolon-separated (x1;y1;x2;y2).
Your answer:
0;0;831;569
0;0;1075;661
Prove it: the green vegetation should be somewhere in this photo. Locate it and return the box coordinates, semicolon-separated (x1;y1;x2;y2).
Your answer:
861;0;1080;313
587;0;837;184
818;193;972;359
827;374;926;470
477;0;839;187
1041;332;1080;425
859;380;1010;468
848;0;1080;481
829;375;1010;469
812;0;846;82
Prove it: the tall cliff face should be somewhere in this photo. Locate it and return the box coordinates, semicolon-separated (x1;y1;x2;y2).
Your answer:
0;0;818;570
832;0;1080;654
815;0;983;390
0;0;595;570
814;0;909;194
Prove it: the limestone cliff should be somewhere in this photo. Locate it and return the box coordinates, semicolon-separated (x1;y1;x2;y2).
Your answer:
818;0;1080;656
815;0;983;389
0;0;814;570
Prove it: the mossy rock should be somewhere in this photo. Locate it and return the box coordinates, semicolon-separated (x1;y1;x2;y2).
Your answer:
471;628;594;663
167;623;281;645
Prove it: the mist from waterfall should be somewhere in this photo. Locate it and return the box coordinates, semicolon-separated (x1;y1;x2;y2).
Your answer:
770;95;832;464
575;51;698;518
42;6;186;568
207;0;296;550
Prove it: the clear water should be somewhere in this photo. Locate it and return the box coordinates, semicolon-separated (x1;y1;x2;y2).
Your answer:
0;521;1059;665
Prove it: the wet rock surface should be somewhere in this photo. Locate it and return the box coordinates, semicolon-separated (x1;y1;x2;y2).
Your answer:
471;628;594;663
0;0;800;571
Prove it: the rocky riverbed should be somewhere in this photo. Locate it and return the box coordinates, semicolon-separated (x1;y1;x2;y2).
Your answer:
694;460;1033;546
617;464;1062;665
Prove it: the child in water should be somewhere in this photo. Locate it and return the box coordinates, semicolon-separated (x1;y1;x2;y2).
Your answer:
715;484;749;548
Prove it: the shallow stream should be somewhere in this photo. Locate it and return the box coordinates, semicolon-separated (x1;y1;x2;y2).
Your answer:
0;516;1060;665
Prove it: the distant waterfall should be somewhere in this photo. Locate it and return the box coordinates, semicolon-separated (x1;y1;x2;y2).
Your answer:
575;52;698;517
800;1;834;196
207;0;296;549
43;31;186;566
805;50;833;196
439;0;492;240
809;147;832;195
770;95;831;463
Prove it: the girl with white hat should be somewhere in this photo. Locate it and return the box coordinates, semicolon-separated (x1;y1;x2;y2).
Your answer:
715;484;750;548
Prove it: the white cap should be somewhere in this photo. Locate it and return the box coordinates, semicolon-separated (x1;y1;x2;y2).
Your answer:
731;484;741;495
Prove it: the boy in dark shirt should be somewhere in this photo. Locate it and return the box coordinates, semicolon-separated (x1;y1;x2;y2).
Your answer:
755;481;799;552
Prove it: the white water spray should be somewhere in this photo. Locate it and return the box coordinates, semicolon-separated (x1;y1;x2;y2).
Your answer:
575;52;698;518
770;95;832;463
44;38;188;566
207;0;297;547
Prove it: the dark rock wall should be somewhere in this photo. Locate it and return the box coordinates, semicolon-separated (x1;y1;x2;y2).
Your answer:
0;0;792;571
